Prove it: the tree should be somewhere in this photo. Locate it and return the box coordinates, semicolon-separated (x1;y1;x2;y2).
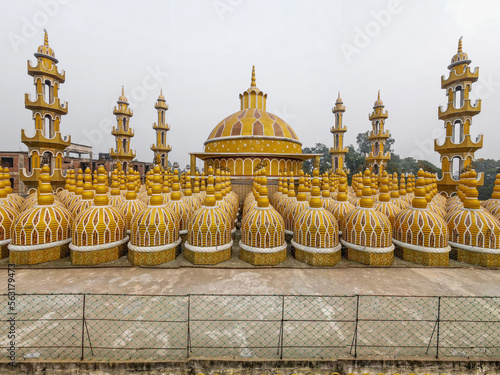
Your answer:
473;158;500;200
302;143;331;175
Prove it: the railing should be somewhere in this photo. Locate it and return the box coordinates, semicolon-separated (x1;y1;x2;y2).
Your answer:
1;294;498;361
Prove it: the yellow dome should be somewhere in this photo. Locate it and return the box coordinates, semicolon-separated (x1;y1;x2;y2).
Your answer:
36;30;57;62
9;165;72;264
239;168;286;265
393;169;450;256
447;170;500;253
0;177;17;258
70;166;128;265
184;167;233;264
283;171;309;235
164;169;193;236
374;90;384;108
291;169;340;266
341;169;394;265
204;66;302;155
118;86;128;104
449;37;470;68
117;168;147;234
128;166;180;265
327;170;355;228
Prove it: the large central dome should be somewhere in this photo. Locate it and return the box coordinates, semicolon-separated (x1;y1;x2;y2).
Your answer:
204;66;302;155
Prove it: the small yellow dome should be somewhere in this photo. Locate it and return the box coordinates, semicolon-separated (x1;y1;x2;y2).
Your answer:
36;29;57;62
9;165;72;264
341;169;394;255
373;90;384;108
291;168;340;265
128;166;180;264
327;170;355;228
117;168;147;234
164;169;193;236
447;170;500;252
70;166;128;264
449;37;470;68
393;169;450;253
239;168;286;265
118;86;128;104
184;167;233;264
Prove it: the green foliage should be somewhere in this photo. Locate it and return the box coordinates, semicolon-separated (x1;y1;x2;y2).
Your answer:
356;131;395;154
473;158;500;200
302;143;332;175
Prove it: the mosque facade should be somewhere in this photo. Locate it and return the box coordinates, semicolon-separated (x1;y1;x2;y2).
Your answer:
1;33;499;269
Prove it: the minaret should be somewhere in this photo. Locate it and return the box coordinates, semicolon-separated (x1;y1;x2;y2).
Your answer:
366;91;391;175
110;86;135;171
151;90;172;169
329;93;348;172
434;37;483;196
20;30;71;193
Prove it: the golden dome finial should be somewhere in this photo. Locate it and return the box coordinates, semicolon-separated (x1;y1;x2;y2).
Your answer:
257;168;269;208
378;171;391;203
491;173;500;199
204;167;216;207
336;170;348;202
463;170;480;210
170;169;181;201
214;169;223;201
43;29;49;46
185;171;193;197
121;85;124;96
0;168;6;200
251;65;256;87
287;172;295;198
81;168;94;200
458;36;463;53
149;166;163;206
412;169;428;209
94;166;109;206
338;91;341;99
360;169;374;208
37;164;54;206
378;90;381;100
309;168;322;208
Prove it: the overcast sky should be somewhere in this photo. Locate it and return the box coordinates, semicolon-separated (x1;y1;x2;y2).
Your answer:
2;0;500;170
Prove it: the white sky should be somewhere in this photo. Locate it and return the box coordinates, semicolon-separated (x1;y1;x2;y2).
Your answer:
2;0;500;170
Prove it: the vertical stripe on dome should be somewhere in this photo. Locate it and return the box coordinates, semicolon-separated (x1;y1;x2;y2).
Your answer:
231;121;242;136
214;124;225;138
273;122;284;137
286;125;298;140
253;121;264;136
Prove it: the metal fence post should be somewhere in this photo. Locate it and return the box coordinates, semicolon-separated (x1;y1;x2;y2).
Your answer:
278;295;285;359
436;296;441;359
80;294;86;361
187;294;191;358
350;295;360;358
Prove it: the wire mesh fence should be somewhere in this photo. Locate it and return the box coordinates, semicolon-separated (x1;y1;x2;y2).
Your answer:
1;293;499;361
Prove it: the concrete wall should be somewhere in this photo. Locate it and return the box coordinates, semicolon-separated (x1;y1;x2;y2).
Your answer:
0;359;498;375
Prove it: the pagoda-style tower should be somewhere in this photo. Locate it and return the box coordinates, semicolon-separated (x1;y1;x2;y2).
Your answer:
366;91;391;175
434;37;483;196
110;87;135;171
150;90;172;169
20;30;70;193
329;93;348;172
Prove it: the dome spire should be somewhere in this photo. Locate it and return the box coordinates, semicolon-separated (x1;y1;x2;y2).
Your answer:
251;65;256;87
37;164;54;206
377;90;381;101
94;166;109;206
412;169;428;209
149;166;164;206
257;168;270;208
309;168;322;208
204;167;216;207
458;36;463;53
360;169;374;208
43;29;49;46
463;170;481;210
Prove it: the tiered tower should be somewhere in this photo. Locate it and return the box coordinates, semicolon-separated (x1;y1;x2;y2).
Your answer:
20;30;70;193
110;87;135;171
329;93;348;172
150;90;172;168
434;37;483;196
366;91;390;175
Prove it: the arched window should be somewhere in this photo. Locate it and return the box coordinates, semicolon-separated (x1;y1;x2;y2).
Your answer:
123;138;128;152
44;115;54;138
335;134;339;149
161;132;165;145
334;157;339;171
451;157;462;180
454;86;464;109
373;164;379;175
123;117;128;131
41;152;52;172
335;113;340;128
452;120;464;144
374;142;379;156
161;154;166;168
44;80;52;104
374;121;379;134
